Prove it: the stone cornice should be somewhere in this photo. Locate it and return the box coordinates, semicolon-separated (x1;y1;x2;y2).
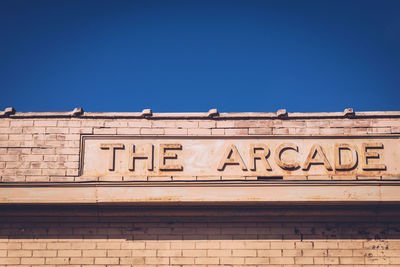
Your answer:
1;181;400;205
2;108;400;119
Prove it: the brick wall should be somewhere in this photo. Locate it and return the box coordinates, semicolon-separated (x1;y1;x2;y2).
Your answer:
1;112;400;182
1;219;400;267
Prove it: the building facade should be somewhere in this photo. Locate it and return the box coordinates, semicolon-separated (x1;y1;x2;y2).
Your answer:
0;108;399;267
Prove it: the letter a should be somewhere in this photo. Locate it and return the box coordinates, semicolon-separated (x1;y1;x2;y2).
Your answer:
217;145;247;171
302;144;333;171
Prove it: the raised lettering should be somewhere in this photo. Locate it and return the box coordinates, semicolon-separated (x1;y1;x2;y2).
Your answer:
249;144;272;171
335;143;358;170
361;143;386;170
129;144;154;171
217;145;247;171
100;143;124;171
159;144;183;171
302;144;333;171
275;143;300;170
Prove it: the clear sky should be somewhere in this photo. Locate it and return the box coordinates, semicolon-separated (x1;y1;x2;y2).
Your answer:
1;0;399;112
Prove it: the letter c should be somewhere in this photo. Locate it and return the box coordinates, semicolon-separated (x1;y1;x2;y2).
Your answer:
275;143;300;170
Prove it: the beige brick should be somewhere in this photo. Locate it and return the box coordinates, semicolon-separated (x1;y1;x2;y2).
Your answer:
45;127;69;134
104;120;128;127
207;249;231;256
120;242;145;250
170;257;195;264
244;240;270;249
116;128;140;134
232;249;256;256
216;120;235;128
93;128;117;134
20;258;45;264
96;242;121;249
157;249;181;257
257;249;282;257
94;258;119;264
145;241;170;249
302;249;328;257
0;258;20;264
107;250;131;257
211;128;225;135
225;128;248;135
0;155;18;161
313;241;338;249
270;241;295;249
140;128;164;135
119;257;145;264
69;257;95;264
340;257;365;264
57;120;81;127
131;249;156;257
145;257;169;264
320;128;344;135
198;121;216;128
295;257;314;264
83;250;107;257
23;127;46;133
195;241;219;249
7;250;32;257
339;240;363;249
0;120;10;127
164;128;188;135
151;120;176;128
45;257;69;264
306;120;330;127
10;120;34;127
57;250;81;257
128;120;152;127
245;257;270;264
273;127;291;135
220;257;245;264
195;257;219;264
328;249;353;256
175;121;198;128
69;127;92;134
270;257;295;264
295;241;313;249
34;120;57;127
188;128;211;135
80;120;104;127
281;120;306;127
182;249;206;257
390;257;400;264
249;127;273;135
32;250;57;257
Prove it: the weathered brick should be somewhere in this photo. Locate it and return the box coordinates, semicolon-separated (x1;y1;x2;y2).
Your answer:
140;128;164;135
93;128;117;134
224;128;248;135
34;120;58;127
188;128;211;135
164;128;188;135
10;120;34;127
249;127;273;135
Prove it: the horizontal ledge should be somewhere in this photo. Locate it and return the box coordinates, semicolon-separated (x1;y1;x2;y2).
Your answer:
0;183;399;205
2;111;400;119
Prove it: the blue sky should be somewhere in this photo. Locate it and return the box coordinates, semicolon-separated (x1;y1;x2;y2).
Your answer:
1;0;399;112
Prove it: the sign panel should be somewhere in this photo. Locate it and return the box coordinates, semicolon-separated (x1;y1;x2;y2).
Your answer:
80;135;400;178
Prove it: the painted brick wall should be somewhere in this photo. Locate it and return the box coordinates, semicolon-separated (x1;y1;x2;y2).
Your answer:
0;219;400;267
1;113;400;182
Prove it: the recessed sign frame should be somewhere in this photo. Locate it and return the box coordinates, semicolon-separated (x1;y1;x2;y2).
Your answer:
79;135;400;179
